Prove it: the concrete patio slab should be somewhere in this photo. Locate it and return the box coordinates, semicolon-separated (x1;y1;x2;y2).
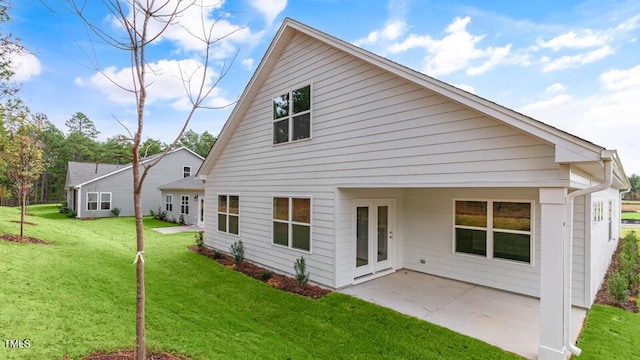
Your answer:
151;225;201;234
341;270;587;359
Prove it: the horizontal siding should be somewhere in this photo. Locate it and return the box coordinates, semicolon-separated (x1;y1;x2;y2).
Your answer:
204;32;565;289
572;195;586;306
401;188;542;297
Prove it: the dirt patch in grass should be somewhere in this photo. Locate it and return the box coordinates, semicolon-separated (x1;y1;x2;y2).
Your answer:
10;220;37;226
594;239;638;313
189;245;331;299
0;234;51;245
79;349;189;360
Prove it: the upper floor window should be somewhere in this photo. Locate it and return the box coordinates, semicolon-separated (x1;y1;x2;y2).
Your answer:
273;85;311;144
183;166;191;178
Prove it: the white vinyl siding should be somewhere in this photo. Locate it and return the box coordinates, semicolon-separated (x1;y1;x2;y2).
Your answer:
203;32;570;289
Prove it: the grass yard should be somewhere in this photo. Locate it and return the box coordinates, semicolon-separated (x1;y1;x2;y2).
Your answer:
621;211;640;220
0;205;521;359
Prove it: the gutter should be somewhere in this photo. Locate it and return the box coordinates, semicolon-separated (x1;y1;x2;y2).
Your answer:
563;150;614;356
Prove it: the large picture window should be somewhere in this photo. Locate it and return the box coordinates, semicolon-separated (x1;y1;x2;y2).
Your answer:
454;200;532;264
218;194;239;235
273;85;311;144
273;196;311;252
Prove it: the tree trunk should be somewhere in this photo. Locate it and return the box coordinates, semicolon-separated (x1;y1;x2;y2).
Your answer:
20;190;26;239
133;160;146;360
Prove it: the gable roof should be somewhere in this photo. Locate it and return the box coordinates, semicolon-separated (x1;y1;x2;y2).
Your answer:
158;176;204;191
67;147;204;189
198;18;629;189
66;162;126;187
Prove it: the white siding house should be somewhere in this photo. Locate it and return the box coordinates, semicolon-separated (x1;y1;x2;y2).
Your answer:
158;176;205;226
197;19;630;360
65;147;203;218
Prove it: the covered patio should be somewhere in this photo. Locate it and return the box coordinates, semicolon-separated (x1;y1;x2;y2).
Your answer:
341;270;587;359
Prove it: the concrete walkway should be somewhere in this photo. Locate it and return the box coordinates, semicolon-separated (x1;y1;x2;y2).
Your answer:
151;225;201;234
341;270;586;359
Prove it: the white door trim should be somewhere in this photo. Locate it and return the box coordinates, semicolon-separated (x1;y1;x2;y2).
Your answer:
353;199;396;281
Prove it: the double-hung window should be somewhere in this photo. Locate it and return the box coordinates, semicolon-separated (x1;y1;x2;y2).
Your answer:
87;192;111;211
454;200;533;264
273;196;311;252
100;193;112;211
273;85;311;144
165;194;173;212
183;166;191;178
181;195;189;215
218;195;239;235
87;192;98;211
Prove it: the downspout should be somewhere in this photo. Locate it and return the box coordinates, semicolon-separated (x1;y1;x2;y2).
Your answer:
563;152;614;356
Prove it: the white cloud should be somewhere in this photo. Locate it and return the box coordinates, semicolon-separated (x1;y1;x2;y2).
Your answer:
537;30;609;51
241;58;254;70
546;83;568;94
114;1;264;59
616;14;640;31
451;83;475;93
519;64;640;175
599;64;640;91
9;51;42;82
389;16;518;76
355;20;407;46
76;58;232;111
542;45;614;72
249;0;287;26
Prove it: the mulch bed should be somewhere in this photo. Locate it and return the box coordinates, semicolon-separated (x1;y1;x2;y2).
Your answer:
0;234;51;245
188;245;331;299
593;238;639;312
80;350;189;360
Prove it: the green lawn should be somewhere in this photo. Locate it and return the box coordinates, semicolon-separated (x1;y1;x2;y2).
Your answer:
622;212;640;220
0;205;520;359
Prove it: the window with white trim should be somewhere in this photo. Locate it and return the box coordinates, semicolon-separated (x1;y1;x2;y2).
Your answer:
87;192;98;211
593;200;604;222
181;195;189;215
273;85;311;144
165;194;173;212
183;166;191;178
218;194;239;235
100;192;112;211
273;196;311;252
454;200;533;264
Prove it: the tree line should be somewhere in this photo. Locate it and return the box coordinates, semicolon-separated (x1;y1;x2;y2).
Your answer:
0;108;216;206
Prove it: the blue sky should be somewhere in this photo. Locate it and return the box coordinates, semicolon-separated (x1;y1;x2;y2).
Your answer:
8;0;640;175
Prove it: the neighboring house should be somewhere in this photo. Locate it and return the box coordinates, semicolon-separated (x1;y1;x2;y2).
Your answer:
65;147;203;218
158;176;205;226
196;19;630;360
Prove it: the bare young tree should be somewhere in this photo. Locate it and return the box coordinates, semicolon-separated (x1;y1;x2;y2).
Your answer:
59;1;239;358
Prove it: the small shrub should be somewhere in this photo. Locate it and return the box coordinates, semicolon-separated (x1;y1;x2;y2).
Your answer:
194;231;204;248
619;252;639;285
230;239;245;264
65;209;77;218
608;271;630;303
59;204;69;214
152;207;167;221
261;270;273;281
111;207;121;217
179;214;185;225
294;256;310;288
212;250;222;259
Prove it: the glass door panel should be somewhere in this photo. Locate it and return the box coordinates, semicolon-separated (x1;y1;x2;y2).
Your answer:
377;206;388;262
356;206;369;268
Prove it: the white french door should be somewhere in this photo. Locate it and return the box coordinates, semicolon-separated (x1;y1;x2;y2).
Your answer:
354;199;395;278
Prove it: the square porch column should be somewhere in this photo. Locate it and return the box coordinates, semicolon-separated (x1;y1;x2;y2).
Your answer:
538;187;567;360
